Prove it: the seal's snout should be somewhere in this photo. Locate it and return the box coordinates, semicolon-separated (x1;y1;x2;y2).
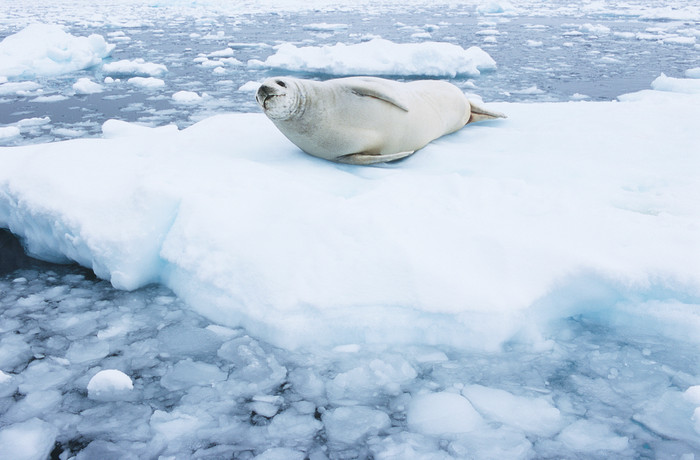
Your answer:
256;84;274;107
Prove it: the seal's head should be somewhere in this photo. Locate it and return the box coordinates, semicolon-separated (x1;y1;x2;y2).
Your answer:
256;77;306;120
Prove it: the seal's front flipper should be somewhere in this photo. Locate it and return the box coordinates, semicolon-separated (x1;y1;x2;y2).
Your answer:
467;101;507;124
336;150;415;165
347;79;410;112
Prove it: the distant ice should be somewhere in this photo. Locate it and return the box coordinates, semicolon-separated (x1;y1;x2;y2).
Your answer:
31;94;68;102
687;67;700;78
0;24;114;78
303;23;349;31
248;38;496;77
102;58;167;77
127;76;165;89
476;1;515;15
0;81;42;96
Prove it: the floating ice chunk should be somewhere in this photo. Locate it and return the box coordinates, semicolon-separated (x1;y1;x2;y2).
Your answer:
323;406;391;444
150;409;208;443
102;58;167;77
326;356;417;404
249;38;496;77
633;390;700;445
157;324;223;357
652;73;700;94
238;80;261;92
208;47;235;57
663;36;696;45
172;90;203;103
449;426;533;459
303;23;349;31
254;447;305;460
217;336;287;397
33;94;68;103
15;116;52;129
461;384;563;437
160;359;227;391
52;127;87;138
476;1;514;14
18;359;72;393
288;367;326;401
512;85;545;95
73;77;103;94
0;24;114;78
0;370;17;397
127;76;165;88
571;93;590;100
0;126;21;141
685;385;700;404
581;23;611;35
526;40;543;46
87;369;134;401
0;418;58;460
267;409;323;444
0;81;42;96
557;419;628;452
66;337;110;363
107;31;131;43
407;392;482;435
686;67;700;78
3;390;62;423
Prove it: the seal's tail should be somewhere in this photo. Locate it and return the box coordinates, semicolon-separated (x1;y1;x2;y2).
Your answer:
467;101;507;124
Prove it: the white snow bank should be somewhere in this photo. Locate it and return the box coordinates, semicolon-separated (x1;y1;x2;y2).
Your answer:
101;58;167;77
0;80;699;351
0;24;114;78
248;38;496;77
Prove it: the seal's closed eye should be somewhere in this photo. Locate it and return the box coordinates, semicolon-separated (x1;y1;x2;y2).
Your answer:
276;80;287;88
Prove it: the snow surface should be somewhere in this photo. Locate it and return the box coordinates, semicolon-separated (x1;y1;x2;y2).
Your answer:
1;80;699;353
248;38;496;77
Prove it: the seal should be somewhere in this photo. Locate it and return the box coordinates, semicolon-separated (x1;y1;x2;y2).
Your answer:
256;76;506;165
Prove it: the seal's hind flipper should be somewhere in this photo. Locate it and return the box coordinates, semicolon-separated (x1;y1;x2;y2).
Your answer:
336;150;415;165
347;78;410;112
468;101;507;124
